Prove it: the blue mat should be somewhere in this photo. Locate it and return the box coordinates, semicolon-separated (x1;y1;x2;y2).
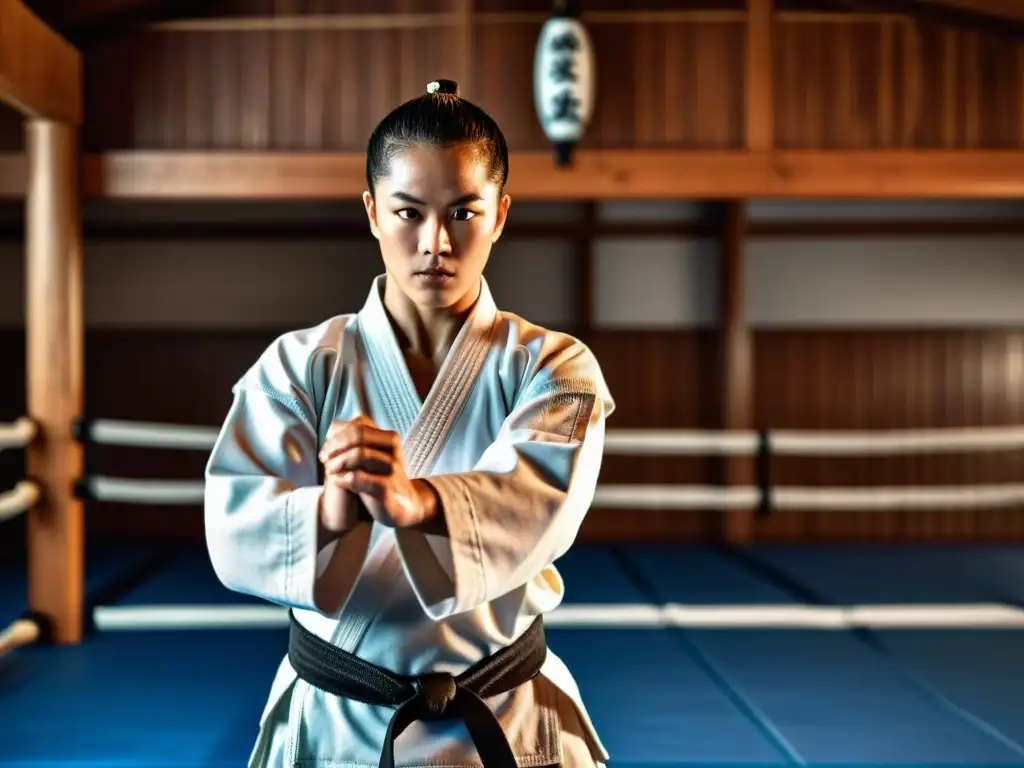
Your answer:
0;541;178;626
0;628;286;765
689;629;1024;765
737;545;1024;605
3;542;1024;766
615;545;800;605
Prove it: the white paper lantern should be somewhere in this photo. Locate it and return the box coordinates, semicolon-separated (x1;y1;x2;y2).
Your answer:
533;7;595;166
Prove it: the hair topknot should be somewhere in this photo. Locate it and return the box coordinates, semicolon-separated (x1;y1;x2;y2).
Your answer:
366;78;509;196
427;79;460;96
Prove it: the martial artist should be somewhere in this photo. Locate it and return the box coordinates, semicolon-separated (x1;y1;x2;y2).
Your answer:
204;78;614;768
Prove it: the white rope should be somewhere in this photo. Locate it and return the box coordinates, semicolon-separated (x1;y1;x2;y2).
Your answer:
603;429;759;455
0;481;39;522
77;476;1024;512
774;484;1024;511
83;476;205;505
73;419;1024;457
592;485;761;509
84;419;219;450
91;601;1024;632
0;417;36;451
770;426;1024;456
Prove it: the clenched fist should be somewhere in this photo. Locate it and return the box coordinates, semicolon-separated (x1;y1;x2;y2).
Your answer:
318;415;440;531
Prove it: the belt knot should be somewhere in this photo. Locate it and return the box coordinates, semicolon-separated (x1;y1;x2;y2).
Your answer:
414;672;458;718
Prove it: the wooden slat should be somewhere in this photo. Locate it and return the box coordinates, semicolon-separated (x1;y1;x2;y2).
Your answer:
746;0;773;150
454;0;472;98
0;0;82;123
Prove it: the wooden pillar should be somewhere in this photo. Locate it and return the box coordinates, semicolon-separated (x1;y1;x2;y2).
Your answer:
25;119;84;645
718;202;755;543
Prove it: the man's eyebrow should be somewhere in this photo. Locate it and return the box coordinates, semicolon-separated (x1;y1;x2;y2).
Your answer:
390;192;426;205
448;193;483;207
388;192;483;206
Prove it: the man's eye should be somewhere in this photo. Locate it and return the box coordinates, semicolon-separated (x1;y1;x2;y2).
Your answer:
452;209;476;222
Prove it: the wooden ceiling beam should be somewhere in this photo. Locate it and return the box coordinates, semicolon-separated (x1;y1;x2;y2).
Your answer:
0;0;81;122
1;149;1024;200
827;0;1024;38
918;0;1024;23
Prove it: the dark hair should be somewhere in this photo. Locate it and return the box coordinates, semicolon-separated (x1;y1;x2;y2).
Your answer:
365;79;509;197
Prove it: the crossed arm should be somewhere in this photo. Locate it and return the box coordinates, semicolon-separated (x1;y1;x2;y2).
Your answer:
205;343;612;620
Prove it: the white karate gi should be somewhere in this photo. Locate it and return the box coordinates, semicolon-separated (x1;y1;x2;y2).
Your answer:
204;275;614;768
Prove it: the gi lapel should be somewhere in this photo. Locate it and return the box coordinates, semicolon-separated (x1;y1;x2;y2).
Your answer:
354;274;499;478
326;276;498;655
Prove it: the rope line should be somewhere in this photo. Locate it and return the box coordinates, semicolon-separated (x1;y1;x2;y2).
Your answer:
91;601;1024;632
0;415;1015;512
7;415;1019;456
0;417;36;451
0;481;39;522
77;477;1024;511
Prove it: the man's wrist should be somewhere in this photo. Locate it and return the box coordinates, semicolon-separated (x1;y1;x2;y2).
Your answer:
407;478;446;535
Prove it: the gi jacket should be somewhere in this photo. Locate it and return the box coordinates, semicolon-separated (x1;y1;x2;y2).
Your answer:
205;275;615;768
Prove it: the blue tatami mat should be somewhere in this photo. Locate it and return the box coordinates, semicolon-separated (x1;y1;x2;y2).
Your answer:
874;630;1024;750
687;629;1024;765
609;544;1024;765
0;541;178;626
3;542;1024;767
104;542;651;608
0;628;287;765
736;544;1024;605
548;627;787;765
110;546;267;606
613;544;800;604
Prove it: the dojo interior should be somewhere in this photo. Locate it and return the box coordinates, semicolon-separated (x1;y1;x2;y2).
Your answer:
2;0;1024;765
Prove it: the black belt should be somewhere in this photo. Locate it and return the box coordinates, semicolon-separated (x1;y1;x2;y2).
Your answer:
287;611;547;768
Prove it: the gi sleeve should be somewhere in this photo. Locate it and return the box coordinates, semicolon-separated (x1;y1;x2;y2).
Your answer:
396;341;614;620
204;333;369;614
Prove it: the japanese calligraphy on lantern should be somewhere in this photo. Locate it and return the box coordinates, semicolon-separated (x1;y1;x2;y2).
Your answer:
533;14;595;162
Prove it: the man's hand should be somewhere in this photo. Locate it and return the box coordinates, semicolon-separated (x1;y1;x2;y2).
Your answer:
318;415;439;530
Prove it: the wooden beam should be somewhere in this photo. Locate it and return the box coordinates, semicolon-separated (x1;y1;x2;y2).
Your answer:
3;149;1024;200
746;0;774;151
922;0;1024;22
717;202;755;544
25;119;84;645
0;0;81;123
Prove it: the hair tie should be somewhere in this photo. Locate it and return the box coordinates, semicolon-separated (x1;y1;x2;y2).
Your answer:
427;79;460;96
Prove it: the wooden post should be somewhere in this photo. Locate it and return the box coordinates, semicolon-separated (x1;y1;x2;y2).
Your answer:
718;202;755;543
25;119;85;645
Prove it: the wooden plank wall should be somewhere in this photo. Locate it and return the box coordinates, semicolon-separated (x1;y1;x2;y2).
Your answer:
70;0;1024;152
2;323;1022;543
1;1;1023;543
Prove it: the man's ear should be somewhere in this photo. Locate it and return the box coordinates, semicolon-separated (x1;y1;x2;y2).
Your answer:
363;191;380;240
492;193;511;243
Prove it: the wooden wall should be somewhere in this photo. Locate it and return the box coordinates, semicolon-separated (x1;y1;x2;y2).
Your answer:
1;2;1023;544
3;324;1022;543
589;329;1024;542
63;0;1024;152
